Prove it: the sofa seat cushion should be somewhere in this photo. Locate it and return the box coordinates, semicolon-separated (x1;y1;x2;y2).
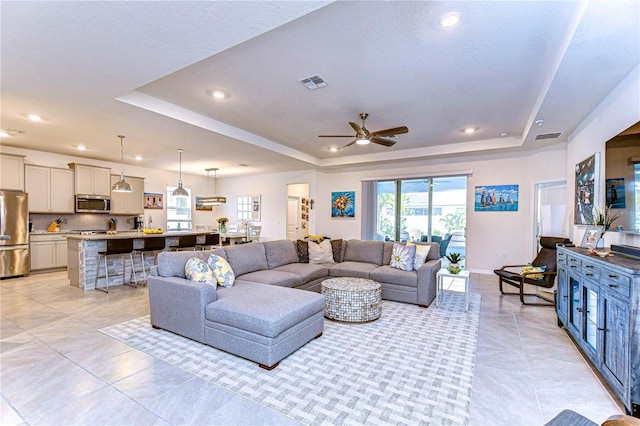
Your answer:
205;282;325;338
273;263;329;284
370;265;418;287
236;270;302;288
329;261;379;278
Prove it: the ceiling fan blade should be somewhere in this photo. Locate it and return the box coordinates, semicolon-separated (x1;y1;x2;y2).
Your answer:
349;121;364;137
371;137;396;147
318;135;356;138
371;126;409;138
343;139;357;147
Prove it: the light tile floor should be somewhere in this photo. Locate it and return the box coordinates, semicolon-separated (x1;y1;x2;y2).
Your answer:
0;271;623;426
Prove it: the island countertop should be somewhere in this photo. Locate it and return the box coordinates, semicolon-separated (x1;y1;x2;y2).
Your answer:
66;230;216;241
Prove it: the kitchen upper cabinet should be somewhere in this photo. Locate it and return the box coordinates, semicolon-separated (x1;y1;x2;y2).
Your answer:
0;153;25;191
110;175;144;214
70;163;110;196
25;165;74;213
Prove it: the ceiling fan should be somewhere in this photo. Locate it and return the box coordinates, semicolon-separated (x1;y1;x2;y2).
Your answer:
318;113;409;147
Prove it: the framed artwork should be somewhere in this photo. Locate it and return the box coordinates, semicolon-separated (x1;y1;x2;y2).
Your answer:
474;185;519;211
195;197;213;211
302;197;307;205
144;193;164;210
581;225;603;248
331;191;355;218
606;178;625;209
574;153;599;224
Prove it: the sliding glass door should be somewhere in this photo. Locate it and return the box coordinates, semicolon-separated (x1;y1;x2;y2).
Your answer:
375;176;467;258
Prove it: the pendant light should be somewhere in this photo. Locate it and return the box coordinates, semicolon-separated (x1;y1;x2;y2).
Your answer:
172;149;189;197
111;135;133;192
199;168;226;206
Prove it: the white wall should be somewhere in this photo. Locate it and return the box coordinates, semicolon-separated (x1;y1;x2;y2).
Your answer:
566;64;640;248
313;145;567;273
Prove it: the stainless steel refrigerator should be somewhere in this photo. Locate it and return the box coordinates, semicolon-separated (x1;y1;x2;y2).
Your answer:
0;190;29;278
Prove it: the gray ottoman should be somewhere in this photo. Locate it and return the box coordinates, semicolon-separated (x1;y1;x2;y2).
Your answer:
204;281;325;369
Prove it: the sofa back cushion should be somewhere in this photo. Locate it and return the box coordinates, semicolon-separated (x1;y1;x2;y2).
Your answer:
223;243;268;276
382;241;395;265
343;239;384;265
157;250;212;278
263;240;299;269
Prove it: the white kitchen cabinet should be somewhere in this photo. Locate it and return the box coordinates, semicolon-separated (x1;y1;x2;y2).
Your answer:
25;165;74;213
110;175;144;214
71;163;111;196
0;153;25;191
30;234;68;271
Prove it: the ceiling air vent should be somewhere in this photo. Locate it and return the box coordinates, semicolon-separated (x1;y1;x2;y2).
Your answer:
535;132;562;140
298;74;328;90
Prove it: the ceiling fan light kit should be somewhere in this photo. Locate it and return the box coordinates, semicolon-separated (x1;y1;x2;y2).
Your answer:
318;112;408;148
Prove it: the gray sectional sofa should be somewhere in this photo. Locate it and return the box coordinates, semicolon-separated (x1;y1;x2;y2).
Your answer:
147;239;441;369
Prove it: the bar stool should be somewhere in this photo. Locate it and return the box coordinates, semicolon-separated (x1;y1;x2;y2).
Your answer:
196;233;220;250
168;235;197;251
133;237;165;283
94;238;137;293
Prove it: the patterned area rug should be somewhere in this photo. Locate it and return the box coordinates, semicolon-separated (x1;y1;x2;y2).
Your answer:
101;291;481;426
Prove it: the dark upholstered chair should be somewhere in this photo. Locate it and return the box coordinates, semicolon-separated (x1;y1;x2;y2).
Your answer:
494;236;571;306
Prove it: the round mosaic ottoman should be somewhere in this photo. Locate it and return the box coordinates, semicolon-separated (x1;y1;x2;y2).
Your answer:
321;277;382;322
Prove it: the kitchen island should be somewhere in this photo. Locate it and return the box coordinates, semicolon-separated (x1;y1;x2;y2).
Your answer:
67;231;218;290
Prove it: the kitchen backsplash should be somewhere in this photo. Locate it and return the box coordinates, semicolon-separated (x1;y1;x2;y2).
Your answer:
30;213;138;233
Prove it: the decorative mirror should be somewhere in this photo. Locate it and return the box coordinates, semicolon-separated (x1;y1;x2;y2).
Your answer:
605;120;640;234
238;195;261;221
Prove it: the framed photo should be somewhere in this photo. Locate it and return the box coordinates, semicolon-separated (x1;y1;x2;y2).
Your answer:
606;178;625;209
474;185;519;211
144;193;164;210
581;225;603;248
195;197;212;211
331;191;355;218
575;153;599;224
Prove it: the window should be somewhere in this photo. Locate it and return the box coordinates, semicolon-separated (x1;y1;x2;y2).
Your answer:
237;195;261;221
371;176;467;257
166;186;192;231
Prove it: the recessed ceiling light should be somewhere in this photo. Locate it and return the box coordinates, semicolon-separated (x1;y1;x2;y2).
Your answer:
0;131;9;138
464;127;476;135
76;145;86;151
211;90;226;99
535;119;544;127
500;132;509;137
135;155;143;161
439;12;461;28
28;114;42;122
329;146;338;152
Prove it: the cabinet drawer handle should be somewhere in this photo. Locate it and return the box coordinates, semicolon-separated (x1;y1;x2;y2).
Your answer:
563;295;568;298
597;327;608;332
585;265;593;269
570;266;577;269
576;308;583;312
608;283;619;288
585;273;593;277
608;274;618;279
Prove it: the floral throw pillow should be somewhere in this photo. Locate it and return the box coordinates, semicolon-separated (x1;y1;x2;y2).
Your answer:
207;254;235;287
407;242;431;271
390;243;416;272
184;258;216;286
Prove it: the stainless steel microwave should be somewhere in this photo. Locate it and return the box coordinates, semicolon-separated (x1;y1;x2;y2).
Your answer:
75;194;111;213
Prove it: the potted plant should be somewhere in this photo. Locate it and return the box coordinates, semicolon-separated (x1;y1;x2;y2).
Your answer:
217;217;229;233
446;252;463;274
591;205;621;248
